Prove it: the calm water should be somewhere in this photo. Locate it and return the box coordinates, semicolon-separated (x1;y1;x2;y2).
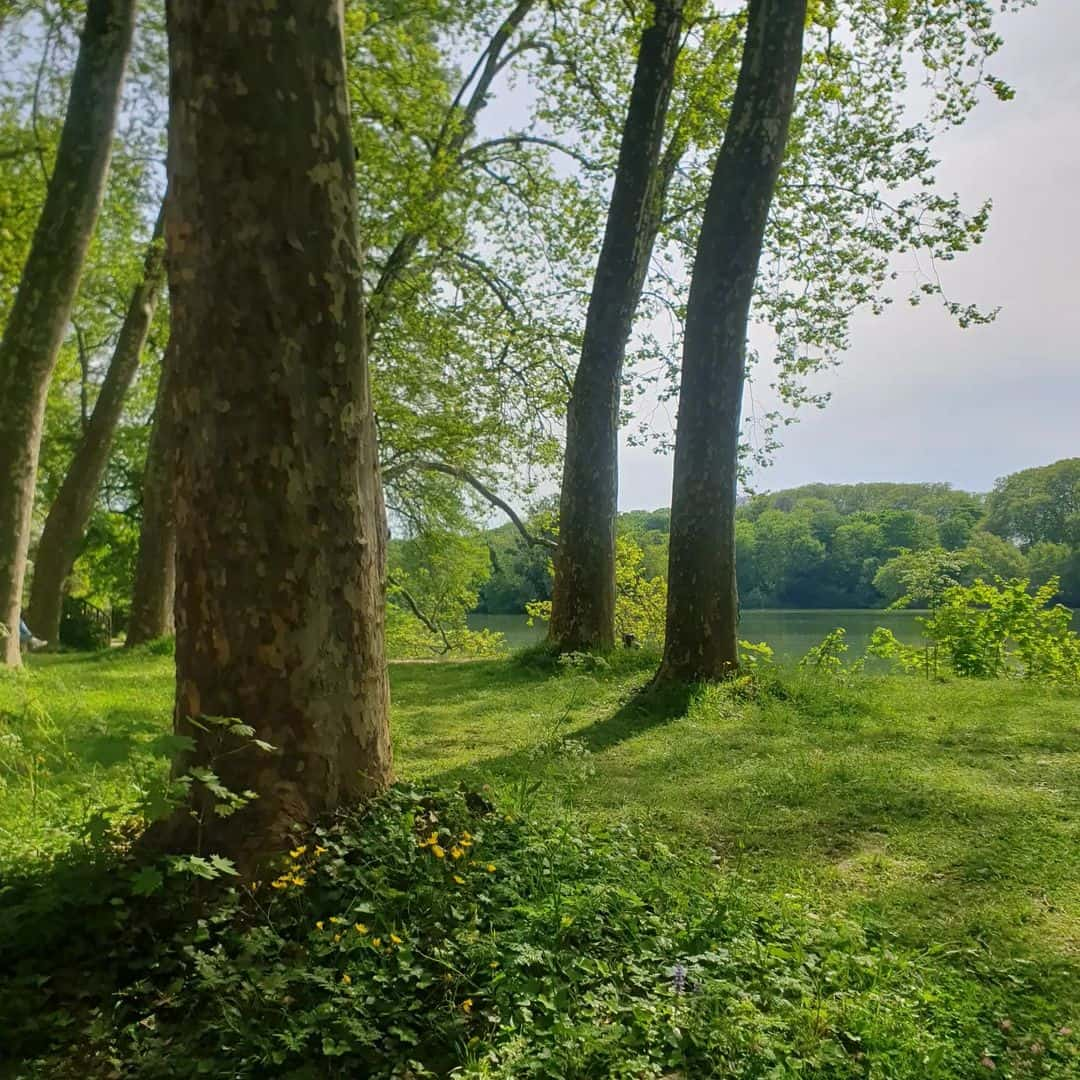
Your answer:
468;609;930;662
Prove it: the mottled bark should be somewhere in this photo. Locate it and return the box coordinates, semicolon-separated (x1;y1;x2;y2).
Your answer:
156;0;392;866
548;0;684;652
125;338;177;647
658;0;806;683
0;0;136;666
28;203;166;643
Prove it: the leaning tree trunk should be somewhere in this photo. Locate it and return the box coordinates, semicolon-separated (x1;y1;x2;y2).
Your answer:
155;0;392;867
547;0;685;652
27;203;166;644
125;341;177;647
0;0;136;666
657;0;806;683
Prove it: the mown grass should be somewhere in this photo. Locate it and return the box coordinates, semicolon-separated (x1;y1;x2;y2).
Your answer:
1;646;1079;1074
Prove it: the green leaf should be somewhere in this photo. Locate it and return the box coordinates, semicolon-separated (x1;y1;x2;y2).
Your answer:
129;865;164;896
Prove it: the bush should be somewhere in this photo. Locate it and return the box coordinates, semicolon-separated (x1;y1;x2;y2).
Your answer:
3;784;1070;1078
868;577;1080;684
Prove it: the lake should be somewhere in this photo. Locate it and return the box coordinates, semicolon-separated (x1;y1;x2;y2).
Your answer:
468;609;932;662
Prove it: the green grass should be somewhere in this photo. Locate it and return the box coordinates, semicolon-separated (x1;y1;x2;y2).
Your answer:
2;647;1079;1074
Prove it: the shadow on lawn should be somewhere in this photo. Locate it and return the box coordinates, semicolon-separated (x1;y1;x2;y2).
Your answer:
572;678;696;753
390;646;663;708
425;676;697;788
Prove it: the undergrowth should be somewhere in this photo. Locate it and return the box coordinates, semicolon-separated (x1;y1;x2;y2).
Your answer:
2;783;1076;1078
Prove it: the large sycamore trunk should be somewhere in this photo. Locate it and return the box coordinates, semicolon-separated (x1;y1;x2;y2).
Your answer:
657;0;806;683
28;204;166;644
125;339;177;647
547;0;684;652
158;0;392;865
0;0;136;666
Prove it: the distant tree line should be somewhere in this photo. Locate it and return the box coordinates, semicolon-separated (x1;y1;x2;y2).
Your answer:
475;461;1080;614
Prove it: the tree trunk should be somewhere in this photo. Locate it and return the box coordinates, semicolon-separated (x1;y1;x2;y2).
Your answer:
27;202;166;644
125;338;177;647
547;0;684;652
657;0;806;683
0;0;137;666
155;0;392;867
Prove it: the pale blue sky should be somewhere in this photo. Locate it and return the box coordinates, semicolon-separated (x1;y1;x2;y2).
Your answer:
619;0;1080;508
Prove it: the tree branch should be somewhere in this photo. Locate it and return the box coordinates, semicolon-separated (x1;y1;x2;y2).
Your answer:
366;0;538;333
395;459;557;551
388;573;453;654
461;132;601;171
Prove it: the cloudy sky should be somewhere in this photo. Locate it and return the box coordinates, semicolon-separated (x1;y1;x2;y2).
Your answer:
618;0;1080;509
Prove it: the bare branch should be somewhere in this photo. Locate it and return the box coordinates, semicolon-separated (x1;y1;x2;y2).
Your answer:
462;132;601;171
395;459;557;550
388;572;452;652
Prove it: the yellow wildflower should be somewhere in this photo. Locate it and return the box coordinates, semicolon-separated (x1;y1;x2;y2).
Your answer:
289;846;307;859
431;844;445;859
313;845;327;856
341;973;351;985
418;831;439;848
453;875;465;885
461;830;473;843
372;937;382;947
329;916;343;924
450;846;464;860
315;921;324;931
390;933;403;945
354;923;368;935
486;864;496;873
462;998;473;1014
334;933;341;943
490;961;499;969
291;875;306;887
270;879;288;890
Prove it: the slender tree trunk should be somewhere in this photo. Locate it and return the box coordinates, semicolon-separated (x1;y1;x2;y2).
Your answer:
657;0;806;683
0;0;136;666
125;340;177;647
547;0;684;652
154;0;392;867
27;203;166;644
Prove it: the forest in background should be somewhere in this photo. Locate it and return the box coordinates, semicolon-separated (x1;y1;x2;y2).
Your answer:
474;460;1080;616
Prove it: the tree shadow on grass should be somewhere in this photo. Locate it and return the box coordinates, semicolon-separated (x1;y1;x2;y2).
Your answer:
422;677;697;789
572;678;697;754
390;647;661;713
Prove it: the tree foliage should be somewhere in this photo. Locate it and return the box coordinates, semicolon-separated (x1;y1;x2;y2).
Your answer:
984;458;1080;549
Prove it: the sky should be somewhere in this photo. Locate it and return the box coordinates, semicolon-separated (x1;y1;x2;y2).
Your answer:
618;0;1080;509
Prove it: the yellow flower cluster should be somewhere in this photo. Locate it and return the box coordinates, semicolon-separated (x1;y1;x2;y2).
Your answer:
314;918;406;952
417;831;444;858
268;843;329;891
418;828;487;879
266;838;328;889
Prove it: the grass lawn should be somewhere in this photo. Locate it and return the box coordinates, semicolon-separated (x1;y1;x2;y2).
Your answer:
2;646;1079;1074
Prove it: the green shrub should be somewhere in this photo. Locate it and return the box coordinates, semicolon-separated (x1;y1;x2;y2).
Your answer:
868;577;1080;684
